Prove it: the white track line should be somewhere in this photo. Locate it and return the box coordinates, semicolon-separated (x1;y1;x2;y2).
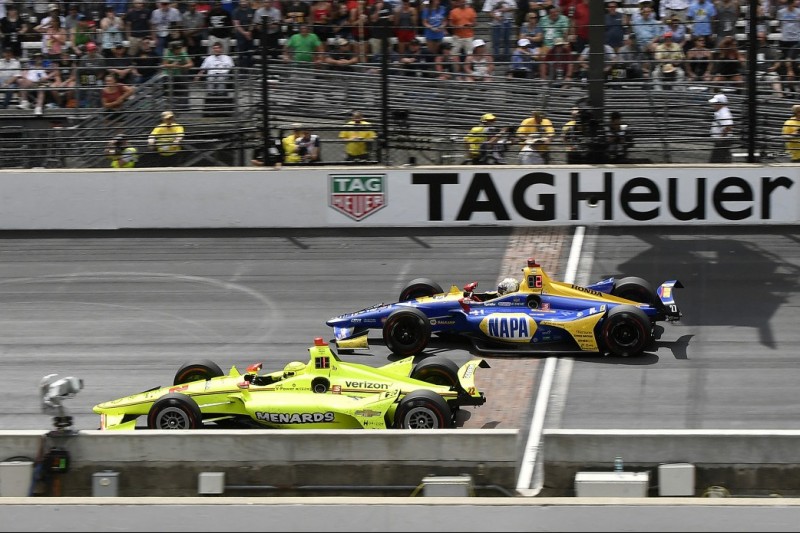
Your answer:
516;226;585;496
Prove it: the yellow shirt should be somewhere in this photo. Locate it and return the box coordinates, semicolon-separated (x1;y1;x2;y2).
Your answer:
149;123;184;156
339;120;377;157
110;147;139;168
782;117;800;161
283;133;301;163
516;117;555;152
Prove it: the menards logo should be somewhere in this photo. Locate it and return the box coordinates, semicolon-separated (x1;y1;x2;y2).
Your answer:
329;174;387;221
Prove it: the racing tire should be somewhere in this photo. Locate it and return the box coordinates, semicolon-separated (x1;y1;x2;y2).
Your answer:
173;360;224;385
399;278;444;302
393;389;453;429
612;276;659;308
600;305;651;358
411;357;460;388
383;307;432;357
526;294;542;309
311;377;329;394
147;393;203;430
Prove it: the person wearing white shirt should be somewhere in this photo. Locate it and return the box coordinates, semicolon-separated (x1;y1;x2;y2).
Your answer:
0;46;22;108
708;92;734;163
659;0;690;22
7;52;52;114
481;0;516;62
194;41;235;94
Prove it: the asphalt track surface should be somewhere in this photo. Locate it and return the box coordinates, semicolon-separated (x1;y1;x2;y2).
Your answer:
4;226;800;531
1;225;799;439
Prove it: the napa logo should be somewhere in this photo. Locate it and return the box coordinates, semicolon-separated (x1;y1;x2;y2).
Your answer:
329;174;387;221
479;313;537;342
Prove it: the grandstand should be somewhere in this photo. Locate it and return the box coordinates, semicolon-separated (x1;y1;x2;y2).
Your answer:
0;2;795;168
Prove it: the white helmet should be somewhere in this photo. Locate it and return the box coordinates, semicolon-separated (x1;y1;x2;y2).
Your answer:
497;277;519;295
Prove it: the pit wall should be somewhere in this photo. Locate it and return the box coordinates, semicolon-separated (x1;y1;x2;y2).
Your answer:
0;429;519;497
542;429;800;497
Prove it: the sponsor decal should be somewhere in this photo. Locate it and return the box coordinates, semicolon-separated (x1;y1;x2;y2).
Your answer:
430;319;456;326
354;409;382;417
411;172;794;222
168;385;188;393
480;313;536;342
571;284;603;297
329;174;387;221
345;381;389;390
332;385;342;394
463;363;476;380
256;411;335;424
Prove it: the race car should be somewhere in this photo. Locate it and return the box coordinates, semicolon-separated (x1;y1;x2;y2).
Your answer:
93;337;488;430
327;258;683;358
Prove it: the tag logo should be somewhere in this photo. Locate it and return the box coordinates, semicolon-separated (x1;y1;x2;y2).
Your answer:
329;174;387;221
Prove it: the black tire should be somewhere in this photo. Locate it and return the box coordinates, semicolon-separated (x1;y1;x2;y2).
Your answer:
600;305;651;357
147;393;203;430
383;307;431;356
173;360;224;385
611;276;659;307
311;377;329;393
393;389;453;429
411;357;460;388
399;278;444;301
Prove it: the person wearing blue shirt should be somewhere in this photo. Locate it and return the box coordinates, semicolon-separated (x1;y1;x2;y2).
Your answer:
508;38;536;78
421;0;448;55
605;1;625;52
631;3;662;56
686;0;718;47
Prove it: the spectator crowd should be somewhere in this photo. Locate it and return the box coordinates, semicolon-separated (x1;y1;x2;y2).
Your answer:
1;0;799;165
3;0;800;108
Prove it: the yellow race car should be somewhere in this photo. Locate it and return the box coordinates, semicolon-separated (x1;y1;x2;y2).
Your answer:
93;338;488;430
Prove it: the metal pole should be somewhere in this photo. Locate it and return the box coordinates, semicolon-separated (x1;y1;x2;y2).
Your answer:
261;21;270;164
380;11;390;165
587;1;605;124
746;0;758;162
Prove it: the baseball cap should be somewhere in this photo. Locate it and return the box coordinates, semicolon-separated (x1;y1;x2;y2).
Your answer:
517;38;531;47
708;94;728;104
480;113;496;122
162;110;175;120
48;3;59;11
472;38;486;48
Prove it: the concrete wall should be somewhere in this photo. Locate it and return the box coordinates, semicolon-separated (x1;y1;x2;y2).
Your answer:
6;429;800;497
0;429;519;497
542;430;800;497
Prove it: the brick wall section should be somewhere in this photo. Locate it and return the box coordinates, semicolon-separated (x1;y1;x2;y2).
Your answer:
460;226;570;430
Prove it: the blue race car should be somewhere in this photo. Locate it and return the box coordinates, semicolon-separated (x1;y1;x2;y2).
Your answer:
327;259;683;358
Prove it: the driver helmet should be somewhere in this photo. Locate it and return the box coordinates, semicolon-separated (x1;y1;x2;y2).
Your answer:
497;277;519;295
283;361;306;378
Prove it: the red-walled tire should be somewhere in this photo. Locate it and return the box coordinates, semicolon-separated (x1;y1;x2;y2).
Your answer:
173;360;224;385
393;389;453;429
147;393;203;430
